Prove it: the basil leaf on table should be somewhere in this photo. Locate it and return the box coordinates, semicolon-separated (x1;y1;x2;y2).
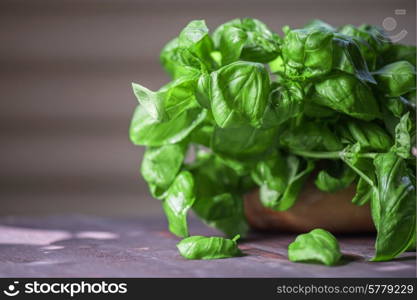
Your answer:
288;229;342;266
177;235;242;260
162;171;195;237
371;152;416;261
210;61;270;128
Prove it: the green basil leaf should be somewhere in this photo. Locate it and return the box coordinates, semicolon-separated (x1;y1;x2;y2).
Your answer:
336;120;392;151
130;105;206;146
288;229;342;266
374;61;416;97
189;123;213;147
190;153;248;237
372;152;416;261
314;73;380;121
141;143;186;197
157;76;200;120
261;82;304;129
252;153;314;210
132;83;166;121
338;24;390;71
314;162;356;193
178;20;214;70
382;44;416;67
177;235;242;260
304;19;335;32
193;193;248;238
213;18;281;64
160;38;202;79
210;61;270;128
215;25;247;65
392;112;413;159
195;72;211;109
162;171;195;237
339;143;376;186
282;27;333;79
352;177;372;206
332;34;376;84
211;124;277;160
280;121;343;152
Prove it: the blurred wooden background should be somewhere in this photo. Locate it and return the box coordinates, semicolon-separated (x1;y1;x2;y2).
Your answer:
0;0;415;216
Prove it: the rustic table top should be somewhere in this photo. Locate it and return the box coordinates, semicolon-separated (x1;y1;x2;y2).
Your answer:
0;215;415;277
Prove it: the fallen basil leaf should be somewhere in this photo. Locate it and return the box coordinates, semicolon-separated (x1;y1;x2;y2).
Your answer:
177;235;242;259
288;229;342;266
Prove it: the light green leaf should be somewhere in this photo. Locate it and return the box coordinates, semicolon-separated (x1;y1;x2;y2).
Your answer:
288;229;342;266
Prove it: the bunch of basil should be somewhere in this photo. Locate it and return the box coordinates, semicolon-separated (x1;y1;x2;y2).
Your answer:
130;19;416;262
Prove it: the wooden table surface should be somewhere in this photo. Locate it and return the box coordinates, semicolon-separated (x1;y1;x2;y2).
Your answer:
0;215;415;277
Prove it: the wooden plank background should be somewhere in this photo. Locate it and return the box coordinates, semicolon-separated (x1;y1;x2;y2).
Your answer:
0;0;415;216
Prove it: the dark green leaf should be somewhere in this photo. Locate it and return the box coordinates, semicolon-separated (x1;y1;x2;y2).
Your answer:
336;120;392;151
261;82;304;129
315;162;356;192
332;34;376;84
313;73;380;121
374;61;416;97
252;153;315;210
280;121;343;152
381;44;416;67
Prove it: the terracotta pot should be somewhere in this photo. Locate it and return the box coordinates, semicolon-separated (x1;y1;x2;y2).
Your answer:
244;179;375;233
